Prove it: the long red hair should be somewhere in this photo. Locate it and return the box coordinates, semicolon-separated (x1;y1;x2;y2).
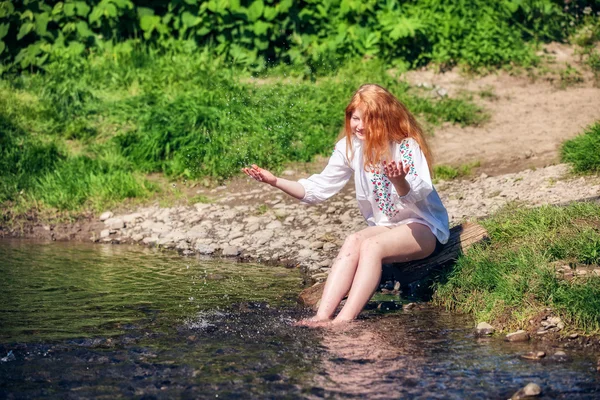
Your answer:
340;84;433;175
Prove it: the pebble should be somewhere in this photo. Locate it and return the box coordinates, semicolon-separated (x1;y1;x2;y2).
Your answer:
195;243;216;255
520;351;546;360
476;322;495;335
99;211;113;221
506;330;530;342
511;383;542;399
222;246;241;257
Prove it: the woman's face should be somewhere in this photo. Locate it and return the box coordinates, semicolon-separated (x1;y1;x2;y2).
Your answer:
350;108;366;140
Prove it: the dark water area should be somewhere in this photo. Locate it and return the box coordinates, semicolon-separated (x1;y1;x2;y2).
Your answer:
1;239;599;399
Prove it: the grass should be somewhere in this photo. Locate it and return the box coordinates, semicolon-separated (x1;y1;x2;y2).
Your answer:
433;161;481;181
561;122;600;174
432;202;600;334
0;43;488;219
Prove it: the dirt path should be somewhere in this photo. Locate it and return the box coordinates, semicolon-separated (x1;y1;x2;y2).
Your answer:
403;43;600;175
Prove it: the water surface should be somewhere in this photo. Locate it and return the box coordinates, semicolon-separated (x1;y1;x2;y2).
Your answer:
1;239;599;399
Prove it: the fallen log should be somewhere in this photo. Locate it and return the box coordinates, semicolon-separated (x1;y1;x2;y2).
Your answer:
298;222;489;309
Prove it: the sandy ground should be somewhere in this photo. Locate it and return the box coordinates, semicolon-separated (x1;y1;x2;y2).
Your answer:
403;43;600;175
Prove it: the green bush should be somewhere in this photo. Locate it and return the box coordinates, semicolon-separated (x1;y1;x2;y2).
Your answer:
0;0;591;74
561;122;600;173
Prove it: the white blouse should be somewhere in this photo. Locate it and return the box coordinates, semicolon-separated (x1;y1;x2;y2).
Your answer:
298;137;450;244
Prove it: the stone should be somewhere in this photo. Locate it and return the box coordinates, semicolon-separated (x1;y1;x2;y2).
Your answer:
549;351;569;362
506;330;530;342
104;218;125;230
158;237;175;247
265;220;283;230
100;229;111;238
476;322;495;335
274;209;288;218
99;211;113;221
297;249;315;259
142;236;158;245
228;230;244;240
253;229;274;245
222;246;241;257
318;259;331;268
195;243;216;255
323;242;337;251
122;213;142;224
309;241;324;250
520;351;546;360
511;383;542;399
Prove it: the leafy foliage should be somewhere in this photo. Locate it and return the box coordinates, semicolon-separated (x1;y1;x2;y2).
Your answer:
1;0;595;74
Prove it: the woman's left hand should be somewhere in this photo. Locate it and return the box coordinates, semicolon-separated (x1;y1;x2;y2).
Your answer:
382;160;410;183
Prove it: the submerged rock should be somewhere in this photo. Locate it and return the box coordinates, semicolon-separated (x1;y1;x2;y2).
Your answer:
520;351;546;360
511;382;542;399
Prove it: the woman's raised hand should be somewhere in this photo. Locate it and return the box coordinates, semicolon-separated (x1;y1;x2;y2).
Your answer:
242;164;277;186
382;160;410;183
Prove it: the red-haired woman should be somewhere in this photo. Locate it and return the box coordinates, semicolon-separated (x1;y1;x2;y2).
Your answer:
243;84;449;326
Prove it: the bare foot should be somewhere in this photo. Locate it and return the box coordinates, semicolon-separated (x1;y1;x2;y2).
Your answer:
331;317;354;326
294;317;332;328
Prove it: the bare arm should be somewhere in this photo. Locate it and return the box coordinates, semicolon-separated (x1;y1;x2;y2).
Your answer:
242;164;305;200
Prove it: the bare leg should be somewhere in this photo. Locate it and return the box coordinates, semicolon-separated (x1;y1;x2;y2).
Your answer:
332;223;437;323
295;226;389;326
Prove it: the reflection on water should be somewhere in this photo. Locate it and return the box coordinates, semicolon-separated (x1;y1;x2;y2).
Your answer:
311;311;600;399
1;239;599;399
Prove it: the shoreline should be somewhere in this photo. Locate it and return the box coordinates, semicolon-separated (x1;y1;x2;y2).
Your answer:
2;163;600;349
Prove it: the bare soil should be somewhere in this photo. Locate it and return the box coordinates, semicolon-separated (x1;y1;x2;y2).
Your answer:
403;42;600;175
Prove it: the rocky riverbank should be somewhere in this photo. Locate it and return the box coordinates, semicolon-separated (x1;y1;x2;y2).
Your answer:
21;162;595;285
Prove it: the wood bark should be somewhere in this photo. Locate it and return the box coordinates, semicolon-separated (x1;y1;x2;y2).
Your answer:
298;222;489;309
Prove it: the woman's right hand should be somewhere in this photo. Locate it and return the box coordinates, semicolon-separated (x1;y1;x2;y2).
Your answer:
242;164;277;186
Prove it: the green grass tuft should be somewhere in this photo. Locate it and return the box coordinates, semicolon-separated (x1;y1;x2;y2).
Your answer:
561;122;600;173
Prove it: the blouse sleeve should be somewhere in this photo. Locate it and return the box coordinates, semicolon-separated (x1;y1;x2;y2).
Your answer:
391;139;433;205
298;140;353;204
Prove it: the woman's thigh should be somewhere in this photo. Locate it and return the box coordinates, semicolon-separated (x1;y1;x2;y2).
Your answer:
340;225;391;250
365;223;437;264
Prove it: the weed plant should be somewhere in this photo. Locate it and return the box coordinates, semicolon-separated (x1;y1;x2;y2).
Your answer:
433;202;600;333
561;122;600;173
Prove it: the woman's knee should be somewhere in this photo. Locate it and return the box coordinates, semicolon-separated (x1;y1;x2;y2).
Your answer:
342;231;364;250
359;237;384;259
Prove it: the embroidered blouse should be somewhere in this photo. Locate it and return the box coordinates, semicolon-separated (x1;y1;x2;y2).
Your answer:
298;137;450;244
